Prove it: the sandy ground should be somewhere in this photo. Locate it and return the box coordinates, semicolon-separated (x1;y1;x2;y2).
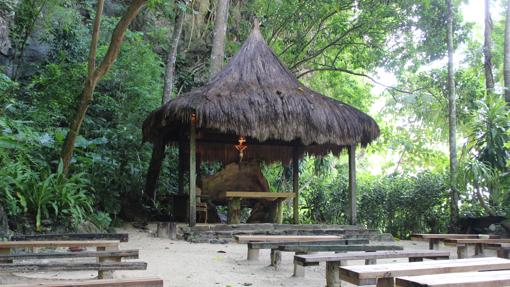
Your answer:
0;224;500;287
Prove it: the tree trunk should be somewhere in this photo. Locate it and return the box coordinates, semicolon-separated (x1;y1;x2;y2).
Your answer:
0;204;9;239
473;179;496;217
144;140;167;204
163;9;185;103
61;0;147;174
484;0;495;95
446;0;459;231
504;0;510;105
210;0;229;78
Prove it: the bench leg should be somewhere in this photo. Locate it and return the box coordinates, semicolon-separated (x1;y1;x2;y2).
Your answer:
365;258;376;265
0;248;11;264
293;262;305;277
247;247;259;261
227;197;241;224
270;249;281;270
97;246;120;279
498;247;510;259
376;277;394;287
429;239;440;250
457;244;475;259
474;243;485;257
408;257;423;262
326;261;344;287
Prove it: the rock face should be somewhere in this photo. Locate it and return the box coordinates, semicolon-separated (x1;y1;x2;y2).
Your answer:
201;161;269;204
201;161;278;223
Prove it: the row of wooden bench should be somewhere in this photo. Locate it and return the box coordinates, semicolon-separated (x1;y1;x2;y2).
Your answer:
235;234;510;287
0;233;163;287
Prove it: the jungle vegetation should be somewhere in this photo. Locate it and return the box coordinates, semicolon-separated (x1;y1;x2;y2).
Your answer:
0;0;509;238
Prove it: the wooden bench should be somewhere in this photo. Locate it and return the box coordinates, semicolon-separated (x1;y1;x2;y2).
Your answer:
11;233;129;242
220;191;295;224
294;250;450;286
411;233;500;250
235;235;343;244
395;270;510;287
0;261;147;272
246;239;369;261
0;249;139;261
269;244;403;270
339;257;510;287
0;240;123;279
442;238;510;258
1;277;163;287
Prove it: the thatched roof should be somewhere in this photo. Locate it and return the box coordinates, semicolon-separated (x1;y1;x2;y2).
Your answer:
143;23;380;164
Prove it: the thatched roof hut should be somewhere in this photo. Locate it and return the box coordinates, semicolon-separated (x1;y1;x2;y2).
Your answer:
142;24;379;164
142;22;380;226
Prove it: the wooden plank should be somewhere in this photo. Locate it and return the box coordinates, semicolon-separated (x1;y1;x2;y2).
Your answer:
0;262;147;272
248;239;369;249
443;238;510;245
278;244;403;253
395;270;510;287
339;257;510;286
11;233;128;242
235;235;343;243
1;277;163;287
221;191;295;199
0;240;119;248
411;234;500;240
294;250;450;266
0;249;138;260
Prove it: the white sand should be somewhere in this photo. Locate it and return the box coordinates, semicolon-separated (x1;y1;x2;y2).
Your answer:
2;224;497;287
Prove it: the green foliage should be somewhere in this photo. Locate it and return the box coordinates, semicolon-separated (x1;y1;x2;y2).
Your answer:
358;172;450;239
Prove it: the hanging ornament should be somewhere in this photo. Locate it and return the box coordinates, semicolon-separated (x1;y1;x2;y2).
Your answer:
234;136;247;161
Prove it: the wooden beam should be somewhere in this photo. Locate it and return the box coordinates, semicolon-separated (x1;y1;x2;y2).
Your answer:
348;145;357;225
292;147;299;224
189;116;197;227
178;134;185;195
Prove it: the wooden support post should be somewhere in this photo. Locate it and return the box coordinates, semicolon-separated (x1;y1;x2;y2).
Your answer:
347;145;357;225
178;135;185;195
97;245;120;279
292;147;299;224
189;116;197;227
376;277;394;287
498;247;510;259
247;246;259;261
326;260;344;287
0;248;11;263
228;197;241;224
429;239;440;250
365;258;377;265
457;244;475;259
293;262;305;277
275;200;283;224
270;249;282;269
408;257;423;262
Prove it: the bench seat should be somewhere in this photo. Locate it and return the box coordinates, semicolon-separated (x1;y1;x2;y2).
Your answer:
0;261;147;272
235;235;343;244
0;277;163;287
339;257;510;287
11;233;129;243
294;250;450;287
0;249;139;261
395;270;510;287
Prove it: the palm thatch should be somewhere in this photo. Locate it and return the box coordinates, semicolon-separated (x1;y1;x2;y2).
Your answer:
143;23;379;164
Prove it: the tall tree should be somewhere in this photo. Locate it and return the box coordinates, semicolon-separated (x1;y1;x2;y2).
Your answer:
505;0;510;104
145;3;187;204
209;0;229;78
484;0;495;95
446;0;459;229
61;0;148;173
163;4;186;103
